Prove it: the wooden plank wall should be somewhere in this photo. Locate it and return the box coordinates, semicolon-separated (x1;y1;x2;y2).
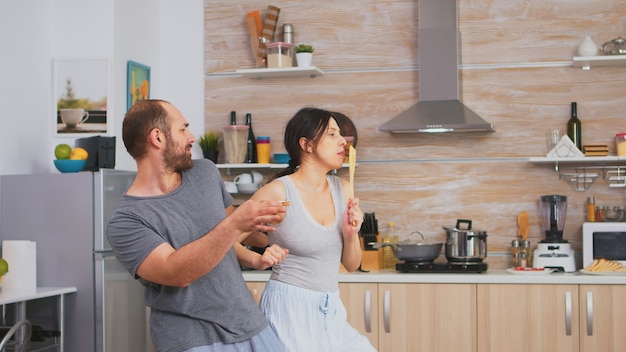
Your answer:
204;0;626;268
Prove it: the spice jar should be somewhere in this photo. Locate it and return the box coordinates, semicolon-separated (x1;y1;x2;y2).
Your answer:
511;240;521;267
596;206;606;222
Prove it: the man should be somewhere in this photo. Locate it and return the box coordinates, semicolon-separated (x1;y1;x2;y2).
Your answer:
106;99;288;352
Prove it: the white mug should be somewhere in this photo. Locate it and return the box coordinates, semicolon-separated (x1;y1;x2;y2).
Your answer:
234;173;253;184
224;181;238;193
60;108;89;128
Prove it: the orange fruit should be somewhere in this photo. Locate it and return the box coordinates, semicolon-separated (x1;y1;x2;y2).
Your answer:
54;144;72;160
70;147;89;160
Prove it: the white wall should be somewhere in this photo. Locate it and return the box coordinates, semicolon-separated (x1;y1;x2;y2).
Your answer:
0;0;205;175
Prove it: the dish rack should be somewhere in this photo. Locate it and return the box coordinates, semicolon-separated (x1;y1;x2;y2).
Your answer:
558;166;626;191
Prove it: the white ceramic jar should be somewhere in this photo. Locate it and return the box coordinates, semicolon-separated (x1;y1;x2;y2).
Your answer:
578;36;598;56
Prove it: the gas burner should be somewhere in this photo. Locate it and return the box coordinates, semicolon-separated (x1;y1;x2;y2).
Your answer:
396;261;488;273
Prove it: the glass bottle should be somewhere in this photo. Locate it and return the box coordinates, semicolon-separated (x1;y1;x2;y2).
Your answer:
567;102;582;151
382;221;398;270
587;196;596;222
230;111;237;125
245;113;257;163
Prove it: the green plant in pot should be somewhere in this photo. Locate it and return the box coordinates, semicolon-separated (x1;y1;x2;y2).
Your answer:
198;131;220;163
294;44;314;67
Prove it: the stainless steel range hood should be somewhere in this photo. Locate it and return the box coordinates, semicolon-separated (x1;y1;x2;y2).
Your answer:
379;0;494;133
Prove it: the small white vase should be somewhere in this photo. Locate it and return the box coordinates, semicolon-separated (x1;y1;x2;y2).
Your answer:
578;36;598;57
296;52;313;67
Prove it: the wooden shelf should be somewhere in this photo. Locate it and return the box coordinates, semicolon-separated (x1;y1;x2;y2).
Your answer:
235;66;324;79
217;163;350;170
529;156;623;163
572;55;626;70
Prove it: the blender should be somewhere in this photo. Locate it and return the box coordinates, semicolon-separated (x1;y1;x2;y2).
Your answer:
533;195;577;272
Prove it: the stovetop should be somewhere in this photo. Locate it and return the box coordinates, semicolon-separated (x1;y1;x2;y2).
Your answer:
396;261;488;273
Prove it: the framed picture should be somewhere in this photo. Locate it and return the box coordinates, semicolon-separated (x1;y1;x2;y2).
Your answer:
53;58;112;136
127;60;151;110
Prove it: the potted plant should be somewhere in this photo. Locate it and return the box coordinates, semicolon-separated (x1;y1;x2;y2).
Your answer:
294;44;314;67
198;131;220;163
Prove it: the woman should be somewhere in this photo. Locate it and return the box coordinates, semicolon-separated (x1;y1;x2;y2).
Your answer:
236;107;375;352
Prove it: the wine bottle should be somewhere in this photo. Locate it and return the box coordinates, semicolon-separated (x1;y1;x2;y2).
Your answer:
230;111;237;125
245;113;257;163
567;102;582;151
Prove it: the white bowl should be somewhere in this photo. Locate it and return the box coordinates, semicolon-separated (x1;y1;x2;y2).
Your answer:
237;183;260;194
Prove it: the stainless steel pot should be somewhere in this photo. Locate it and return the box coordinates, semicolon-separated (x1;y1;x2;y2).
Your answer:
443;219;487;262
370;231;443;262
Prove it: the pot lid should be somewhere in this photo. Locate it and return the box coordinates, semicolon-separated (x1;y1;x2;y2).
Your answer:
443;219;487;233
398;231;444;245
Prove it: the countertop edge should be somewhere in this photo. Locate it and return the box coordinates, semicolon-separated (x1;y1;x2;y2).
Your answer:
242;270;626;285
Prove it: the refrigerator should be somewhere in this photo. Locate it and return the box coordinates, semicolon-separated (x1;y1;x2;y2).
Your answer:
0;170;151;352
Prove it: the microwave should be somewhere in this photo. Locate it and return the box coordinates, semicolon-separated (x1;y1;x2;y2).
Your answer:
582;222;626;268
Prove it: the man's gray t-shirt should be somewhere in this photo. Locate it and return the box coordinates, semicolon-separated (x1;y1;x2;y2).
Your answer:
106;159;267;352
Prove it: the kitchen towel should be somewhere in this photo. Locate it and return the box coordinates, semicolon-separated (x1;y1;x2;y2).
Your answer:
2;240;36;289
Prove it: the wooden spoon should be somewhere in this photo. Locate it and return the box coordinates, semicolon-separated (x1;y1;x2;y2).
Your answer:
517;211;529;241
349;145;357;225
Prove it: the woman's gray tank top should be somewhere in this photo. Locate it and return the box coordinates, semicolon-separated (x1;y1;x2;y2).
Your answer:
268;175;345;292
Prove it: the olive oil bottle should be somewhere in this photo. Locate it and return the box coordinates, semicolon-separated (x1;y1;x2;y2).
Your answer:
567;102;582;151
382;221;398;270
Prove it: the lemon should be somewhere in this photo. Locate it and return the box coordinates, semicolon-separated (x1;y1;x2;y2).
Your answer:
54;144;72;160
70;147;89;160
0;258;8;277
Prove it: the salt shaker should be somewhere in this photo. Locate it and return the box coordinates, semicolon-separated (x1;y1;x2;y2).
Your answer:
511;240;521;267
521;240;532;268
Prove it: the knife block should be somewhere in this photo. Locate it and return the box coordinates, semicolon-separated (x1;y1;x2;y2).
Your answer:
360;234;382;271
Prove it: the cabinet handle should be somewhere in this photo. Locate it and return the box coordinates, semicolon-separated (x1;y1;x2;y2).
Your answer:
383;290;391;333
364;289;371;333
565;291;572;336
586;291;594;336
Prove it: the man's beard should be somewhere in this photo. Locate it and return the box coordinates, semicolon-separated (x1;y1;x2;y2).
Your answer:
163;140;193;172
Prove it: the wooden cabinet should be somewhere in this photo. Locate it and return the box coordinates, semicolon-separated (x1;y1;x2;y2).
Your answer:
340;283;477;352
477;284;580;352
249;280;626;352
477;284;626;352
579;285;626;352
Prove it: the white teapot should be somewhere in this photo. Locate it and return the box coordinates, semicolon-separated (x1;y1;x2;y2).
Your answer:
234;171;264;185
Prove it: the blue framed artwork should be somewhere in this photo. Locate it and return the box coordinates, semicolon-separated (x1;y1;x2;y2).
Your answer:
127;60;151;110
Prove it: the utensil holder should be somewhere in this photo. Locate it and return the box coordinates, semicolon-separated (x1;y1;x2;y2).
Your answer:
360;235;382;271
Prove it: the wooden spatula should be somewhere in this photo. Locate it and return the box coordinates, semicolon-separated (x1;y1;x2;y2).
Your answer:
349;145;357;225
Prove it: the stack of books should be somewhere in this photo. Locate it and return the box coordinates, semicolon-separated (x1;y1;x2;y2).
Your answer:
583;144;609;156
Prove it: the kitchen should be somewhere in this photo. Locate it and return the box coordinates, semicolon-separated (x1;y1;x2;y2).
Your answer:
1;0;626;351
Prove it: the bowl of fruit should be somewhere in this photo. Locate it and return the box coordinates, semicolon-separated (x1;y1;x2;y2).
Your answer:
53;143;89;173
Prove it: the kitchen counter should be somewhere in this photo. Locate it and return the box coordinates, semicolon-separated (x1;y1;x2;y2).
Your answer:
242;269;626;285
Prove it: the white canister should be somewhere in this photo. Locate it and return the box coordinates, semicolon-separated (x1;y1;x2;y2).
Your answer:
266;42;293;68
578;36;598;56
2;240;37;288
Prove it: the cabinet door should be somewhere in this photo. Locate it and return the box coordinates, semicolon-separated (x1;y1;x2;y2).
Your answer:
477;284;579;352
378;283;477;352
579;285;626;352
246;282;266;305
339;283;379;348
